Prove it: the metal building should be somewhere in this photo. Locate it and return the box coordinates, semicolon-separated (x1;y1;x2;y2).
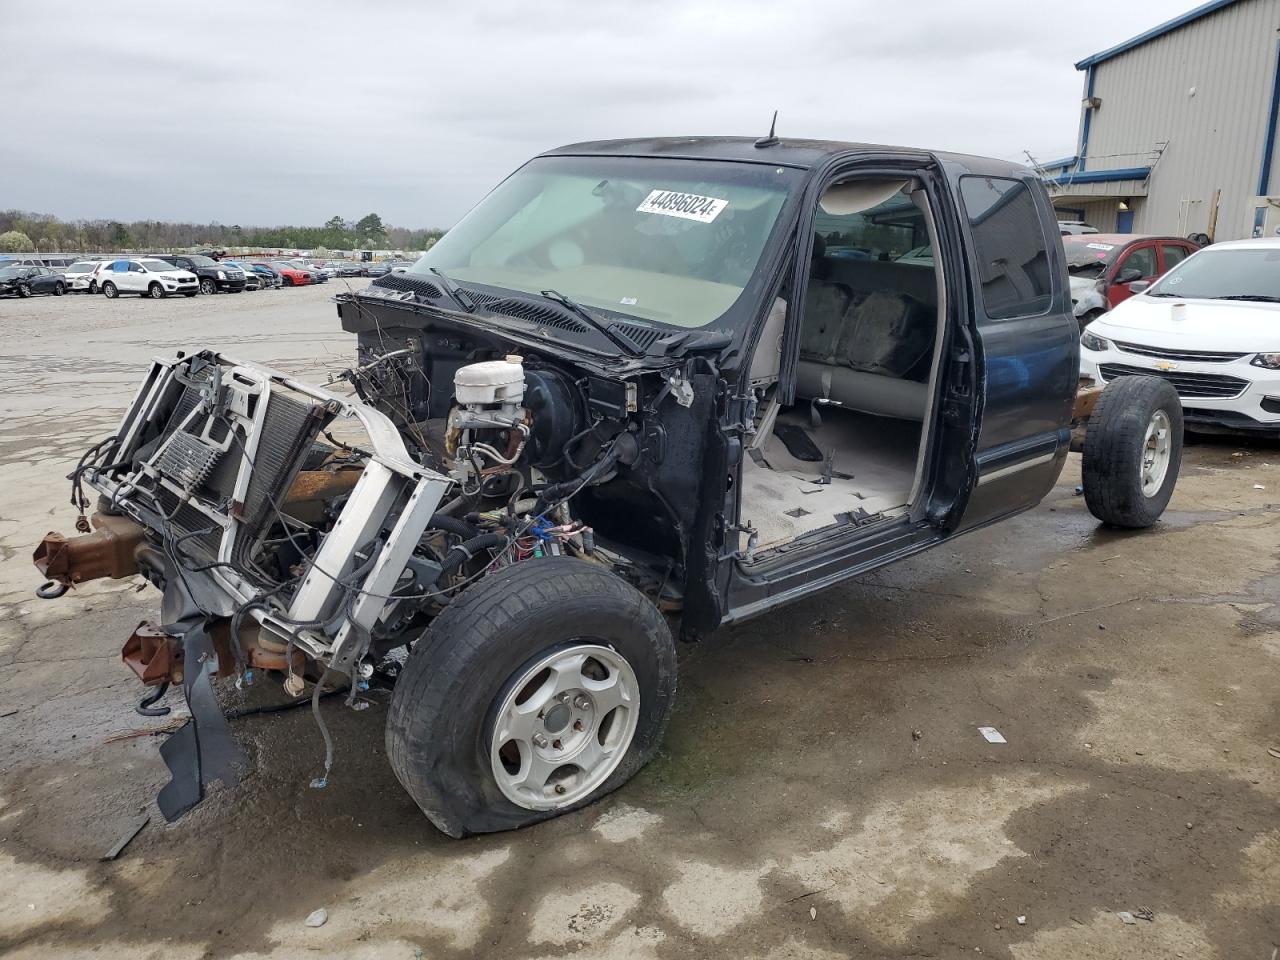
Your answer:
1044;0;1280;241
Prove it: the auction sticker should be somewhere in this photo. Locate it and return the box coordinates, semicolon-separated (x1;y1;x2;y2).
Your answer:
1085;242;1115;251
637;189;727;223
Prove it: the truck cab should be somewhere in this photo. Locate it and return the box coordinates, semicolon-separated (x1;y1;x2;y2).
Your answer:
35;137;1179;838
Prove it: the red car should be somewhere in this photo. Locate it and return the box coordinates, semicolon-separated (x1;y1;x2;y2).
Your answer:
256;261;313;286
1064;233;1200;325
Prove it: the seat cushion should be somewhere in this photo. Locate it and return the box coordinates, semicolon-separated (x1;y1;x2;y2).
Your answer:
795;361;929;421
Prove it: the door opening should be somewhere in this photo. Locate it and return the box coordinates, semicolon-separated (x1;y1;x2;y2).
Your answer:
739;176;946;557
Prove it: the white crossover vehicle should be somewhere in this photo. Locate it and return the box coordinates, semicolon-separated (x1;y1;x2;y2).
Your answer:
98;259;199;299
1080;238;1280;435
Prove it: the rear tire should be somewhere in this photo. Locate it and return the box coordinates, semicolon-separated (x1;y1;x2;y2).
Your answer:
1082;375;1183;528
53;281;65;296
386;556;676;837
102;281;118;299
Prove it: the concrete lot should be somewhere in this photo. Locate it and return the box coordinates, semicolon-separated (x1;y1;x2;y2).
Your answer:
0;283;1277;959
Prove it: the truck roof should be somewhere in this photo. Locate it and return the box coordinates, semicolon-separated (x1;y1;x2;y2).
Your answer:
541;136;1029;177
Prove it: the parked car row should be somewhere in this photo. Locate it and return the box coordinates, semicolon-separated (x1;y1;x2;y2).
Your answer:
0;254;415;297
0;255;382;298
1079;236;1280;436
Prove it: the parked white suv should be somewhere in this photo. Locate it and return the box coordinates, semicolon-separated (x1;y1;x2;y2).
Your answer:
1079;237;1280;435
98;259;199;299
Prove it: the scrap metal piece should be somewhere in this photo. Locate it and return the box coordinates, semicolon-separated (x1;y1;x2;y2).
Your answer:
100;815;149;862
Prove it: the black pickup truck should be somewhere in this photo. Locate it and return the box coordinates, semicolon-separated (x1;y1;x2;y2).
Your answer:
35;136;1181;837
151;253;246;294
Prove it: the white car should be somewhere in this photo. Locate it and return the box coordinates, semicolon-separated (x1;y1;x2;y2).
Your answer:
97;258;199;299
62;261;101;292
1079;237;1280;435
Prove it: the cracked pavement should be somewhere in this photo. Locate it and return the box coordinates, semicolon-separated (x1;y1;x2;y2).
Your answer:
0;284;1277;959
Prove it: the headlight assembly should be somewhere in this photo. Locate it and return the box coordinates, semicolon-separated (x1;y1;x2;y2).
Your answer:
1080;330;1112;352
1251;352;1280;370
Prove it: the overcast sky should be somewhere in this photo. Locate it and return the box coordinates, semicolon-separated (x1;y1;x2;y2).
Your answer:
2;0;1195;229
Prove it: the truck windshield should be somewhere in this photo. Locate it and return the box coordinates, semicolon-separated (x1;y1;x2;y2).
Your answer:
411;154;801;329
1147;246;1280;300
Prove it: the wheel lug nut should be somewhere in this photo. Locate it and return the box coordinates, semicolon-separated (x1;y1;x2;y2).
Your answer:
533;733;548;748
554;784;566;794
573;720;584;732
552;739;562;750
573;695;591;710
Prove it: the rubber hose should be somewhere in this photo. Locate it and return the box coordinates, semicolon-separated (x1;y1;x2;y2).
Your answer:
427;513;479;540
438;532;508;580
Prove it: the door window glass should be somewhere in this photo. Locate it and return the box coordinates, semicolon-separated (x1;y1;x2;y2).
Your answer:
958;176;1052;319
1161;244;1189;269
1118;245;1156;278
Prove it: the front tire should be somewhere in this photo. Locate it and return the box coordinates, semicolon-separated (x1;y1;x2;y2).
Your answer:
148;282;165;299
199;278;216;295
1082;375;1183;528
17;283;31;298
102;281;118;299
386;556;676;837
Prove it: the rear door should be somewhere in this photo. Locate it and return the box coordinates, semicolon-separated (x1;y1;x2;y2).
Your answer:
946;163;1078;531
1107;241;1158;308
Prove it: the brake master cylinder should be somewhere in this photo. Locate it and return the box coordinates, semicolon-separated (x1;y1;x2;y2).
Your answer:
447;356;530;483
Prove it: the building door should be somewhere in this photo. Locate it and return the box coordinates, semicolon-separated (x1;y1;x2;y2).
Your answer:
1116;208;1134;233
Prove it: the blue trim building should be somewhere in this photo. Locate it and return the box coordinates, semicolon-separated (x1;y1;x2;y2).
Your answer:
1052;0;1280;240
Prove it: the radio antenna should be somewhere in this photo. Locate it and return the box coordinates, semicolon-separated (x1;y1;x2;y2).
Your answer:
754;110;779;148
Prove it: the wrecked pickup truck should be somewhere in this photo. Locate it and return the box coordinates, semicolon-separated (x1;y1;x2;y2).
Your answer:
34;137;1183;837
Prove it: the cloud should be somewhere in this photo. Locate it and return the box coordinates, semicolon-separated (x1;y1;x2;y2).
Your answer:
0;0;1193;227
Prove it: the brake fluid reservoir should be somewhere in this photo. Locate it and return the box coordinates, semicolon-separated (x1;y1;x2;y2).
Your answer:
454;357;525;409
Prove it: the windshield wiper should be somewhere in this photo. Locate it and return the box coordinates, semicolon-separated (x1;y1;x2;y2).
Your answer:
1214;294;1280;303
539;289;645;357
428;267;477;313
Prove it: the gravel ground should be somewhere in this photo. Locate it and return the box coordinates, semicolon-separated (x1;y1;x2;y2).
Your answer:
0;283;1277;959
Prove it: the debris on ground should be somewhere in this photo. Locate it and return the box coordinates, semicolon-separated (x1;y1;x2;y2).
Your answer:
1016;915;1026;925
912;729;924;741
1133;908;1155;922
103;718;188;743
1254;484;1266;490
809;907;817;920
100;815;148;862
978;726;1007;744
1268;747;1280;760
1117;911;1136;924
305;908;328;928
